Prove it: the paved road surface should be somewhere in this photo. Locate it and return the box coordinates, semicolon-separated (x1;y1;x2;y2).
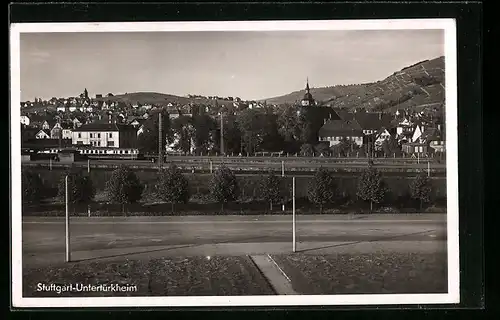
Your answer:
22;214;447;265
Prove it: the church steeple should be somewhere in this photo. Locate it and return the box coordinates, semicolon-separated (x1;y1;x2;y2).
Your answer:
301;77;314;107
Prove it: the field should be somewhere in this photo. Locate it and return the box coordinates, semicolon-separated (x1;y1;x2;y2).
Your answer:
271;252;447;294
23;256;275;296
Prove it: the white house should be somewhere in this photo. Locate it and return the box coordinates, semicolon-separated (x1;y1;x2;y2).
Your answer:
72;123;137;148
57;105;67;112
69;105;77;112
136;124;145;136
41;120;52;130
20;115;30;126
72;117;83;128
374;128;393;150
411;124;426;143
35;129;51;139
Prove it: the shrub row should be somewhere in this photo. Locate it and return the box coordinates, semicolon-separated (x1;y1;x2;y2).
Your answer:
22;164;443;216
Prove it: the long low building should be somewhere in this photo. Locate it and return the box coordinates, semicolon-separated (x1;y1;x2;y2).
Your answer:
72;122;137;148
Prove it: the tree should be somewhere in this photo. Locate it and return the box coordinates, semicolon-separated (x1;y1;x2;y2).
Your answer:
192;114;217;154
209;165;239;213
171;115;195;153
314;143;330;156
381;135;400;157
237;109;263;154
57;167;95;205
356;167;386;213
277;105;300;142
84;88;88;99
136;111;172;154
105;165;144;214
156;165;190;214
22;170;45;204
307;168;337;214
409;173;432;210
259;171;283;212
331;137;358;157
300;143;314;156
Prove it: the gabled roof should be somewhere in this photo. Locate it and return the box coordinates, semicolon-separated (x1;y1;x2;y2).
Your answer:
73;122;137;132
420;127;442;142
353;112;392;130
318;119;364;137
37;129;51;136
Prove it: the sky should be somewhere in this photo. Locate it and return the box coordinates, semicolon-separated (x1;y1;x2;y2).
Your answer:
19;29;444;101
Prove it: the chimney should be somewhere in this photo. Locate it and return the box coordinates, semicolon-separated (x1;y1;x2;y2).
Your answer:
379;112;382;120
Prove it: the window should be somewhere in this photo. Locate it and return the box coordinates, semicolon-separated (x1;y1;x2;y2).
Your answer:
78;133;81;138
125;150;129;154
109;133;112;138
419;146;423;153
98;141;101;147
107;141;114;147
415;146;419;153
90;133;93;138
98;133;101;138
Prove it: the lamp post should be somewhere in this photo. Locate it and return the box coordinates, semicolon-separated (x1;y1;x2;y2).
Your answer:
65;175;71;262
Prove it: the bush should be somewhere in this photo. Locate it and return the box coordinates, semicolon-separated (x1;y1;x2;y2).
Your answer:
22;169;46;204
156;164;190;214
209;165;239;212
105;165;144;213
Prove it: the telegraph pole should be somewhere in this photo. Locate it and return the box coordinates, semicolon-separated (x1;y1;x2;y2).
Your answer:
292;176;296;252
65;175;71;262
158;112;163;170
220;113;224;156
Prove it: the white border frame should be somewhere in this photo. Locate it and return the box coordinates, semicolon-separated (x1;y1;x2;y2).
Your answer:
10;19;459;308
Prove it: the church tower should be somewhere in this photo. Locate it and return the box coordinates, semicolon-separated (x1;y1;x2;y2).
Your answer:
301;78;315;107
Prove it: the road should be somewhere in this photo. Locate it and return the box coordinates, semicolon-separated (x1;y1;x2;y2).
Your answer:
22;214;447;265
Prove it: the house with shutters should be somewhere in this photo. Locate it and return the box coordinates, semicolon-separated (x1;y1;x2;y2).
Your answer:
35;129;51;139
20;115;30;126
318;118;364;147
72;122;137;148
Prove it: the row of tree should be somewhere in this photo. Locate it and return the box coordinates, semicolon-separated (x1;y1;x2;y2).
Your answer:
136;106;333;155
22;165;433;214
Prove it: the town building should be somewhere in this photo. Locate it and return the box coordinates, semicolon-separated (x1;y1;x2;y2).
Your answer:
318;119;364;147
72;122;137;148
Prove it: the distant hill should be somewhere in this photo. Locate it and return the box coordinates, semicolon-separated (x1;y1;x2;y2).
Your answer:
95;92;236;107
262;56;445;113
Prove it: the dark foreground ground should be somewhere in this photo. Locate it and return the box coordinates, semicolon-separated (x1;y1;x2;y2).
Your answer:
23;252;447;297
21;214;448;297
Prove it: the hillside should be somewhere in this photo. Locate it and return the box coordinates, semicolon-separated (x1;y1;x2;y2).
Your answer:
95;92;237;107
263;56;445;112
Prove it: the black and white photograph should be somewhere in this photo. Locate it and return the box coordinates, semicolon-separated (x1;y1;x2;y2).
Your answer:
10;19;459;307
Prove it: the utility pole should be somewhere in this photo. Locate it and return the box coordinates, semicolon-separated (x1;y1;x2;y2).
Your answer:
281;160;285;177
220;113;224;156
427;160;430;177
292;176;296;252
158;112;163;170
65;175;71;262
87;158;90;173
